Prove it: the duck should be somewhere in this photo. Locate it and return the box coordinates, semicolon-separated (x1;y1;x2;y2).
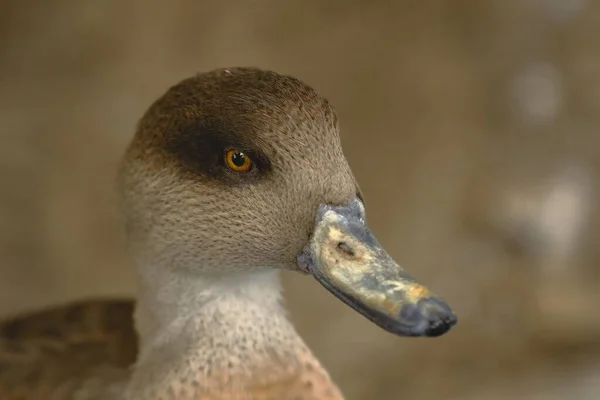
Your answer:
0;67;457;400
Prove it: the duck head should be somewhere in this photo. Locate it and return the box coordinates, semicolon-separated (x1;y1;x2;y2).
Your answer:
119;67;456;337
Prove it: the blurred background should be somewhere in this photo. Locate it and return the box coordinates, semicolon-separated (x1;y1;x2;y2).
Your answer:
1;1;599;399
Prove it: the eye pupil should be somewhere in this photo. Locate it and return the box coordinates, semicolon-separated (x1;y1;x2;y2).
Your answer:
225;149;252;172
231;152;246;167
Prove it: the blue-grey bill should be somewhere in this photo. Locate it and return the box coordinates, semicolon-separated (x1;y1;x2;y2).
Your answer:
297;198;457;337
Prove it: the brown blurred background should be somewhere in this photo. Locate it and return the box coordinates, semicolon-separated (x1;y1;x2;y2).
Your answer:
1;1;600;399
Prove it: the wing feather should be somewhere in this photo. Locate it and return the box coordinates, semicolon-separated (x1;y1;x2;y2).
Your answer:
0;299;138;399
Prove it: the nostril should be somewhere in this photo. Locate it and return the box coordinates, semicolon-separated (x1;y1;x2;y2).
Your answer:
336;242;355;257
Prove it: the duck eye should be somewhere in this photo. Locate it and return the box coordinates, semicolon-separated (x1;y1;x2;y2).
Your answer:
225;149;253;173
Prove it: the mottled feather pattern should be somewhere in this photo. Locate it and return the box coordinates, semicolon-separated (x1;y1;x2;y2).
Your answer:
0;299;137;399
0;299;342;399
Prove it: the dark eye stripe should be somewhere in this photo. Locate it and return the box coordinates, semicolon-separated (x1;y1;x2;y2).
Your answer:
167;121;272;182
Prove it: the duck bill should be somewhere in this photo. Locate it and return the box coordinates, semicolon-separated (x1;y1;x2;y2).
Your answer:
297;198;457;337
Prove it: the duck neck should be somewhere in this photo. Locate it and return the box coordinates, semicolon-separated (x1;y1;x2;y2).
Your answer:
129;265;311;395
134;267;291;348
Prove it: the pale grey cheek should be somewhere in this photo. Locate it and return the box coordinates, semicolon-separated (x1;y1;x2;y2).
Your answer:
132;176;316;272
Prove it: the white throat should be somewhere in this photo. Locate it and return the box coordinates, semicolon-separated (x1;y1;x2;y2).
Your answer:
125;263;329;399
134;264;293;356
125;264;311;397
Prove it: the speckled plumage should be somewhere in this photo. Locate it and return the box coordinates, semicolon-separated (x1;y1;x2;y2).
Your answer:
0;299;135;399
0;67;359;399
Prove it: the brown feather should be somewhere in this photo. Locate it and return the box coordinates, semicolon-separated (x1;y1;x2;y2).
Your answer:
0;299;137;399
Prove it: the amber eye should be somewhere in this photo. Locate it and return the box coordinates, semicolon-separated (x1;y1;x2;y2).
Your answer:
225;149;253;173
